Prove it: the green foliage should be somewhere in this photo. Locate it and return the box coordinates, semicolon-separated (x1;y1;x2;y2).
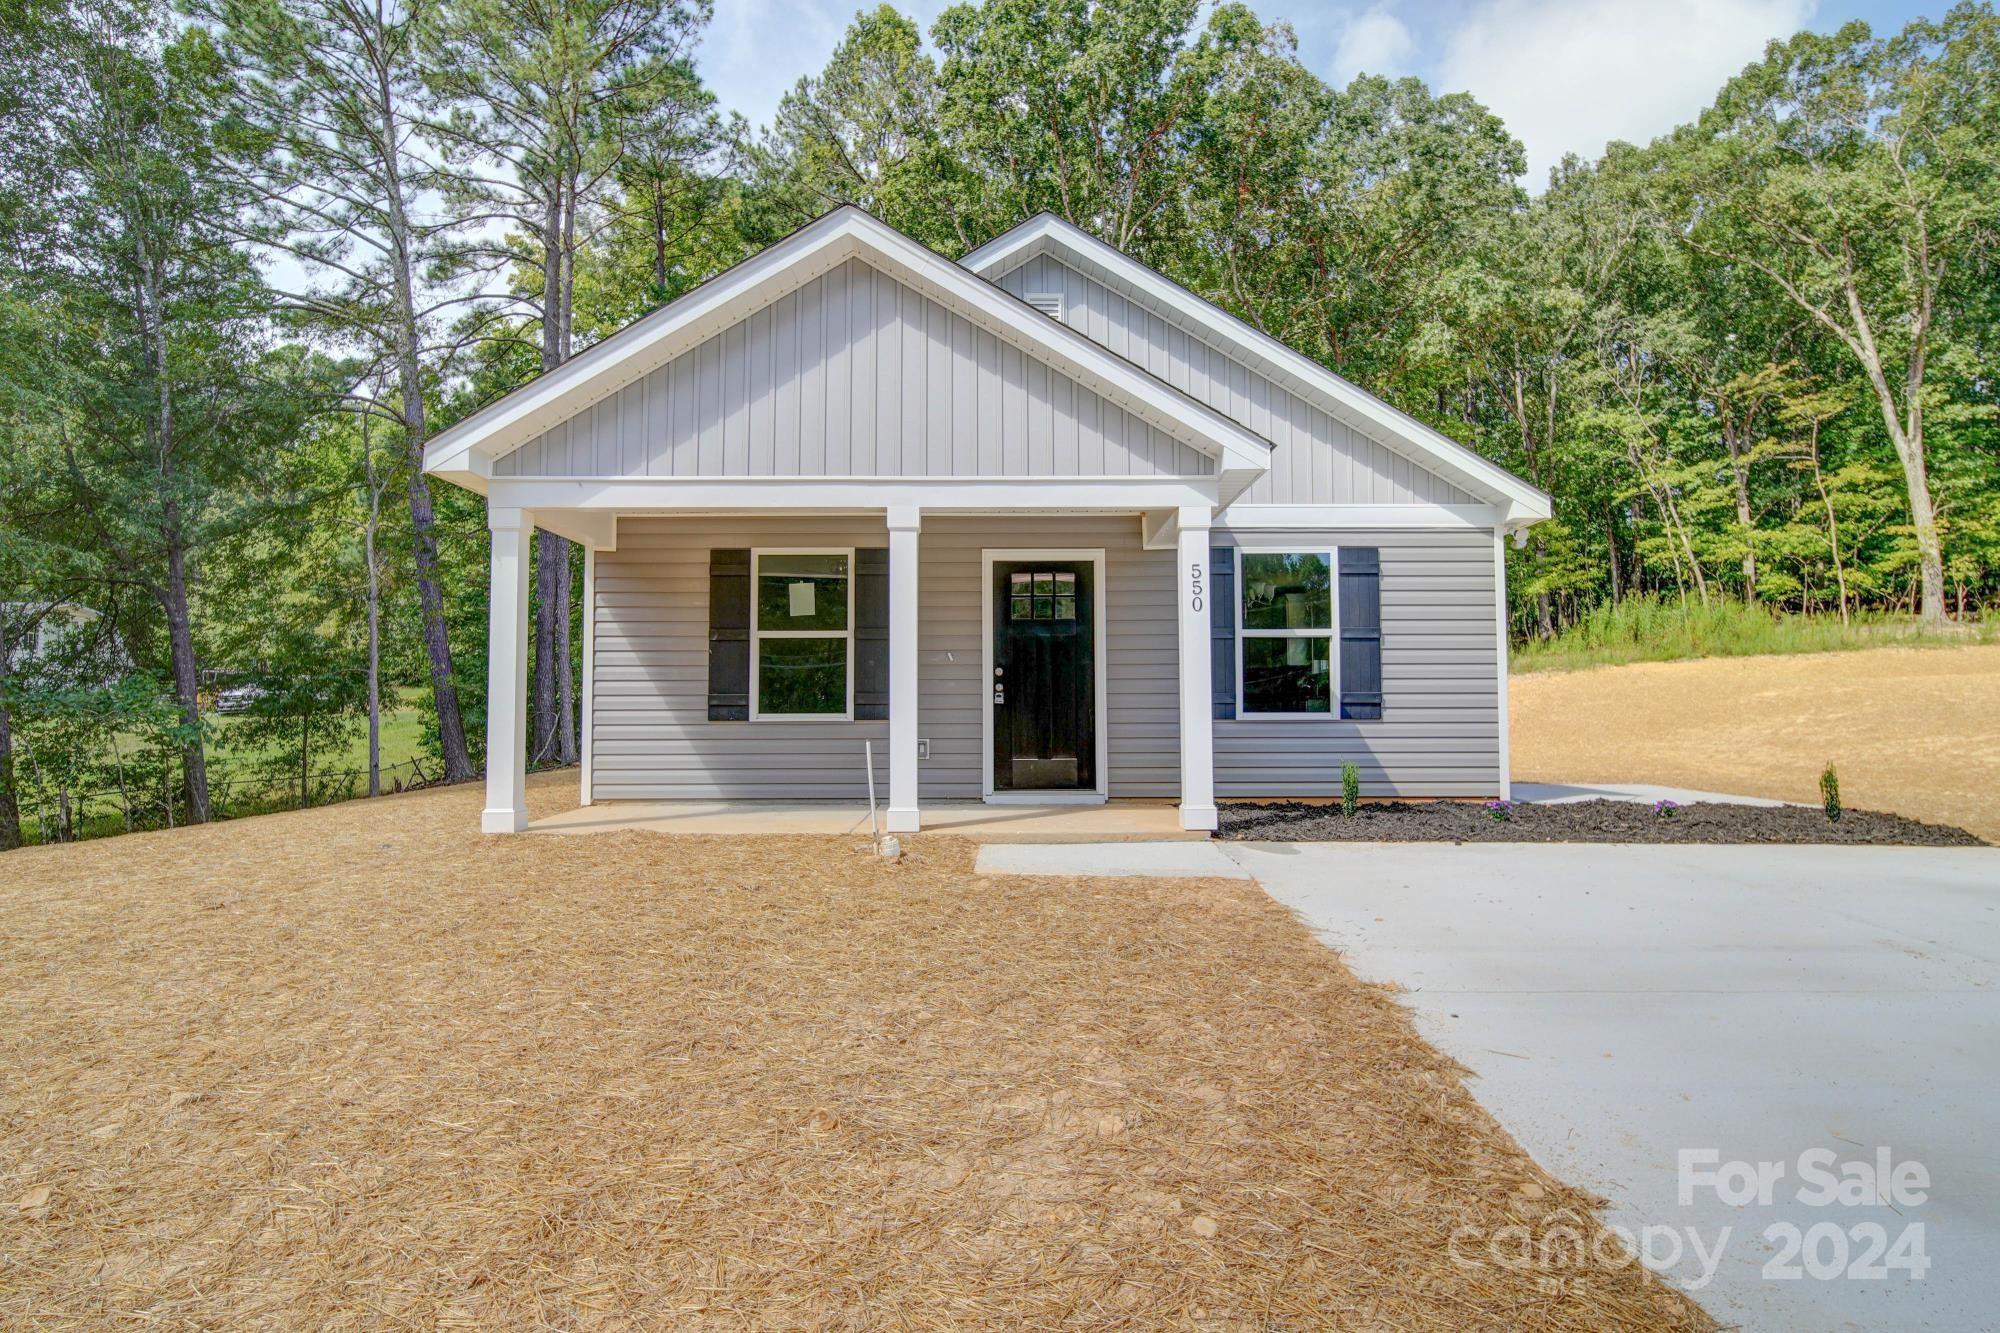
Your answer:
1340;762;1360;817
1512;595;1996;673
1820;764;1842;823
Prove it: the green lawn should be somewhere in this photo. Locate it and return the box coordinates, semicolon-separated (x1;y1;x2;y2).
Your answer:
209;684;434;787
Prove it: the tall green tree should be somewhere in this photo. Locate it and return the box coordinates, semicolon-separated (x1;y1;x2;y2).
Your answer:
200;0;481;782
1658;9;2000;625
428;0;711;766
0;0;323;821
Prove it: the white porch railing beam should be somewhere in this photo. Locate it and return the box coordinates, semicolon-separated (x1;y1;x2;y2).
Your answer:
1174;506;1218;831
482;505;534;834
886;505;922;833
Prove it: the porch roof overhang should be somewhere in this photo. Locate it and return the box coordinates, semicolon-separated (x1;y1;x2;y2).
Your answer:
425;207;1272;505
964;213;1555;531
488;475;1221;552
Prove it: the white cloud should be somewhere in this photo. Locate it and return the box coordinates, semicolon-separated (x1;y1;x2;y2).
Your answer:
1433;0;1816;184
1331;4;1420;85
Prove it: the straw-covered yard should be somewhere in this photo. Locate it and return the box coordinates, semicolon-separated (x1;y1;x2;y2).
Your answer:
2;775;1706;1328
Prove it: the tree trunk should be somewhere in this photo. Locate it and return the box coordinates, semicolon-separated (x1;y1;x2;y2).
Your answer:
160;531;210;823
365;446;382;799
0;614;19;852
299;714;310;809
380;75;475;783
1604;507;1622;604
1887;423;1947;627
529;181;571;766
1721;423;1756;602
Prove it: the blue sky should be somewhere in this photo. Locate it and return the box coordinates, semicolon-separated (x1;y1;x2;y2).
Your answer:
697;0;1931;184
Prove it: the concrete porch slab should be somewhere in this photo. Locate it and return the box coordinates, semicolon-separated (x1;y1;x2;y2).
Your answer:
529;799;1204;842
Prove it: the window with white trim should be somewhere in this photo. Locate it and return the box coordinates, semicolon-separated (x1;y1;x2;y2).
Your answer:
751;550;853;719
1238;549;1336;716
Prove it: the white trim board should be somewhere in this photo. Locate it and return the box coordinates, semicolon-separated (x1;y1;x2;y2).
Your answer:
1217;503;1504;531
424;207;1272;501
485;476;1219;514
964;212;1552;527
979;548;1110;801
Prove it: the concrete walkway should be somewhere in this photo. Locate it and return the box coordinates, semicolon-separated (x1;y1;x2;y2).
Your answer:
1228;842;2000;1331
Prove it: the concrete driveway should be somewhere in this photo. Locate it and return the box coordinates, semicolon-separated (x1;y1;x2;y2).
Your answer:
1226;842;2000;1332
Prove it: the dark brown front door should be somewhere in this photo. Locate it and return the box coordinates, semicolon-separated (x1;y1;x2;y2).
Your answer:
992;560;1095;792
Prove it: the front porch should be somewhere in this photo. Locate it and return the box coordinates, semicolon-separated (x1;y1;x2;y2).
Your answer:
529;797;1203;841
480;500;1220;837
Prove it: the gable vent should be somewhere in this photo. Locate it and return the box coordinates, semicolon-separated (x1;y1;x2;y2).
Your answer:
1023;292;1064;321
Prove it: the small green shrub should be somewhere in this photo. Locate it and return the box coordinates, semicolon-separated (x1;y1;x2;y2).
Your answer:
1820;764;1841;823
1340;762;1361;817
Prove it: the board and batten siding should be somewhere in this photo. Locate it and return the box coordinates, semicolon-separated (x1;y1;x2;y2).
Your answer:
591;514;1179;801
992;253;1477;507
1213;527;1502;798
498;258;1213;481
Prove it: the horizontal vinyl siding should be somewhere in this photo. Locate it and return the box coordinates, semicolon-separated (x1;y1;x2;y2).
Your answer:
500;258;1212;480
1214;527;1502;799
592;516;888;799
917;515;1179;799
592;513;1179;802
993;254;1477;507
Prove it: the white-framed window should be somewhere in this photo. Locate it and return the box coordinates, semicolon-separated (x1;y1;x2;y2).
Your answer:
750;548;854;720
1237;547;1338;717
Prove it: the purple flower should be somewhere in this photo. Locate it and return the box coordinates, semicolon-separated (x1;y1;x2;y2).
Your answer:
1653;799;1679;818
1484;799;1514;822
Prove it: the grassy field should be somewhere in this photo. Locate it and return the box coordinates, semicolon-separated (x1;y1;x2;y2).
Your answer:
1511;596;1996;674
1511;642;2000;841
0;774;1704;1329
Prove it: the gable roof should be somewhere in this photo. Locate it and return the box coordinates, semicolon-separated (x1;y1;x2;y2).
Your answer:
963;213;1552;526
424;206;1272;500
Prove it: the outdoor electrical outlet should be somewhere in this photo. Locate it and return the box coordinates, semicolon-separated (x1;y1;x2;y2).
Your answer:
918;739;930;760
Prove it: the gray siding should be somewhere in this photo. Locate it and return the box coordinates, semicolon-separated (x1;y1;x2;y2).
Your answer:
993;254;1477;506
916;515;1179;798
500;258;1213;480
592;516;888;799
1214;527;1502;798
591;514;1178;800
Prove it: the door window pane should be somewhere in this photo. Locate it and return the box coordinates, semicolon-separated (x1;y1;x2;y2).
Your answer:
757;637;847;714
1242;636;1331;713
1241;552;1331;630
758;553;848;631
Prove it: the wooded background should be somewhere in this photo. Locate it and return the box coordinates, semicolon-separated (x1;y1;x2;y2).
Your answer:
2;0;1995;844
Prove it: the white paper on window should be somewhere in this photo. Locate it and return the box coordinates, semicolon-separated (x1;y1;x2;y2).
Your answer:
788;581;815;617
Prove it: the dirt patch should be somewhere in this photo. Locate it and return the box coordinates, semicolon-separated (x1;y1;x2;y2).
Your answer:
0;773;1706;1328
1511;643;2000;842
1221;798;1984;845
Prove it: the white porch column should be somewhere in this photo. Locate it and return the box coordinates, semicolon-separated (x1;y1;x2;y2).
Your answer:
1175;505;1218;831
886;505;922;832
482;505;533;834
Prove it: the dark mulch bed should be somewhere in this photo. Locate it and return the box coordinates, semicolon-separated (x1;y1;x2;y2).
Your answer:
1218;798;1986;846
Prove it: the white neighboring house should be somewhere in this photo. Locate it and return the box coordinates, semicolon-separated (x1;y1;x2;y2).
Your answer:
423;208;1551;834
2;603;118;681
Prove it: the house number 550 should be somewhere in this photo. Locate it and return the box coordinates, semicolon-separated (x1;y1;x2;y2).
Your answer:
1189;560;1204;612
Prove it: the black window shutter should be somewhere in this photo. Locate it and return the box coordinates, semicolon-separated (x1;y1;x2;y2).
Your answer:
1210;544;1236;719
1338;546;1383;720
707;549;750;720
854;548;889;720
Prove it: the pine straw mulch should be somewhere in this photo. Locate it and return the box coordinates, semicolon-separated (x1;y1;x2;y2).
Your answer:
1;775;1709;1329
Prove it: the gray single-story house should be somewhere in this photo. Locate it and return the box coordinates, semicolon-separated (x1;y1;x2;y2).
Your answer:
424;208;1551;834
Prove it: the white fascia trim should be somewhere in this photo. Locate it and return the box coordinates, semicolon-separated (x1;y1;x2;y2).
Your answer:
965;214;1552;524
426;207;1272;491
1216;503;1503;531
486;476;1219;513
